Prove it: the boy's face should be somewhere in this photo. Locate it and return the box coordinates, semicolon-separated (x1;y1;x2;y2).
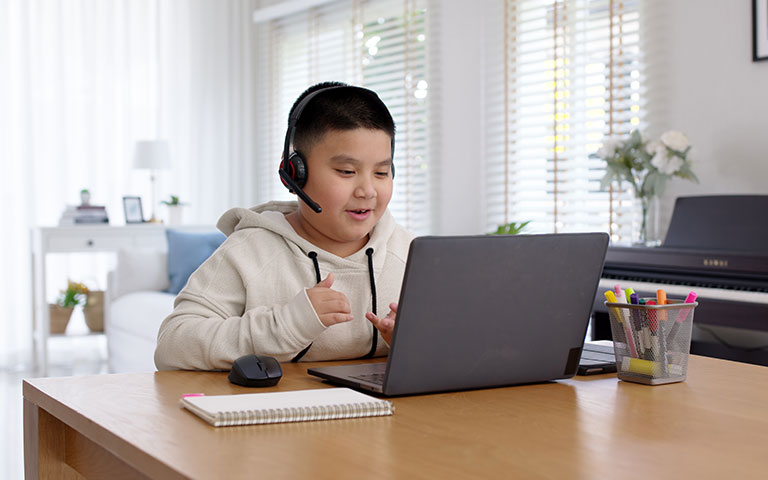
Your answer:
296;128;393;255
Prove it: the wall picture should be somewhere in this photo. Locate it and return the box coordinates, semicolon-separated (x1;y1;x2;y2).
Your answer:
754;0;768;61
123;196;145;223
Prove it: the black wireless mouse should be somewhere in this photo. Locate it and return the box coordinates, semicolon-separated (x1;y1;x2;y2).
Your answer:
228;354;282;387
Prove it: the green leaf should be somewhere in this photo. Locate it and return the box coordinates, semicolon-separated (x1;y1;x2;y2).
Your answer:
490;220;531;235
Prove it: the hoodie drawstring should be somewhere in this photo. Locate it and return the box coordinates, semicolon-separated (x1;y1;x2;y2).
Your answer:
291;252;321;362
290;249;379;362
363;248;379;358
308;251;321;283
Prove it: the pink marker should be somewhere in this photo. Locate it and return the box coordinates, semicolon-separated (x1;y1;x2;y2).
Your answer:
667;291;697;344
182;393;205;398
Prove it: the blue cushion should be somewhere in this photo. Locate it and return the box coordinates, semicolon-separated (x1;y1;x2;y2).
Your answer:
166;229;226;294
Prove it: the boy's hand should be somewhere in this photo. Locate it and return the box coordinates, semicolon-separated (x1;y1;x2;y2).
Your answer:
307;272;353;327
365;303;398;346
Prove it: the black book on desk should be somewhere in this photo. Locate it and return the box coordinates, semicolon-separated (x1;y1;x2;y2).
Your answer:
592;195;768;366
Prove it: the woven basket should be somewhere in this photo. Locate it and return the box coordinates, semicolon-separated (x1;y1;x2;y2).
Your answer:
49;305;74;334
84;291;105;332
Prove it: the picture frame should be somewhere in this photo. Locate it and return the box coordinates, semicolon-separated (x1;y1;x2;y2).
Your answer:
123;196;145;224
754;0;768;61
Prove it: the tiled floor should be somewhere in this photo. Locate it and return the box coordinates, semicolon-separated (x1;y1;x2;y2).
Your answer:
1;316;107;480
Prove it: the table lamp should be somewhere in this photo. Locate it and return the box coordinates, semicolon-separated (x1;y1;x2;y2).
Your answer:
133;140;171;223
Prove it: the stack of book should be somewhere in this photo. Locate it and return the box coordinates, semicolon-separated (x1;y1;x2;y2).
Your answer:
59;205;109;225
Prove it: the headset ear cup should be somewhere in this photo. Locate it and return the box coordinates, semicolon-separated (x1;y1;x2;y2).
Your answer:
288;153;308;189
279;159;294;191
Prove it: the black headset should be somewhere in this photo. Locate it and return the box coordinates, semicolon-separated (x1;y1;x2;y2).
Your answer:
278;85;395;213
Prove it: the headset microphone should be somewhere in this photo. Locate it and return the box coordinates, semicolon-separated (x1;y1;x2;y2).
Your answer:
278;167;322;213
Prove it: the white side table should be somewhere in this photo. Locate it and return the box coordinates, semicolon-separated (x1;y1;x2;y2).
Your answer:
31;225;171;375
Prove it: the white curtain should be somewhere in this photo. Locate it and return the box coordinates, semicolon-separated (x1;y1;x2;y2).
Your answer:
0;0;259;368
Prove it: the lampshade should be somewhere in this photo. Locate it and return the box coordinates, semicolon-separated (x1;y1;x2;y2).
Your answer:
133;140;171;170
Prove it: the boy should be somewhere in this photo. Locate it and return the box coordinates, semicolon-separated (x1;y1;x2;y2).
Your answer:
154;82;413;370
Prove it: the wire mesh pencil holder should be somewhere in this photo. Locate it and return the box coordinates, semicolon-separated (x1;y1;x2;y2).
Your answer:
604;299;698;385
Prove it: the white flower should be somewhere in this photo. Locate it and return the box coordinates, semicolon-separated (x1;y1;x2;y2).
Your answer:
597;137;622;159
651;148;684;175
646;140;664;157
660;130;689;152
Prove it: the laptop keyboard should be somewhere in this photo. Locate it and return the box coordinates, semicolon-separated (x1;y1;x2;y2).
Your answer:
348;346;614;384
350;372;386;385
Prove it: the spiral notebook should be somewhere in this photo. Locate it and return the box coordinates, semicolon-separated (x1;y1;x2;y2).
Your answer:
180;388;394;427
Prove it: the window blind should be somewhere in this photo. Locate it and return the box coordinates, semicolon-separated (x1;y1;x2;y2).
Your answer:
254;0;433;235
484;0;643;242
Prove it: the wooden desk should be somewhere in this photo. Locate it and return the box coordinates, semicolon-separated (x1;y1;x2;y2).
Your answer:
24;356;768;479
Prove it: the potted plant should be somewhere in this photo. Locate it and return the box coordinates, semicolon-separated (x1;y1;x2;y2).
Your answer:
161;195;188;226
50;280;88;334
490;220;531;236
80;188;91;205
591;130;698;245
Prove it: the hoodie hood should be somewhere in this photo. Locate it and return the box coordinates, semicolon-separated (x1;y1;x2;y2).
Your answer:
218;201;300;239
216;200;396;265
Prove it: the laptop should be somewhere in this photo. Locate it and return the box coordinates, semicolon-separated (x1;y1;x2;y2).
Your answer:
308;233;610;396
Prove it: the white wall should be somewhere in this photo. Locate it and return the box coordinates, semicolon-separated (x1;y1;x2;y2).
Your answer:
431;1;487;235
647;0;768;234
434;0;768;236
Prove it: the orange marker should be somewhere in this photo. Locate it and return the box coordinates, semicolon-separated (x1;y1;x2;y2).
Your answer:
656;289;668;321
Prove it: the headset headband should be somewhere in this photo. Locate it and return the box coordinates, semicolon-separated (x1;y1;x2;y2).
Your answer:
282;85;395;168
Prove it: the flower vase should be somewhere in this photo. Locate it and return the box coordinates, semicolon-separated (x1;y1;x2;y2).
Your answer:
638;195;661;247
49;304;73;334
84;291;105;332
166;205;185;226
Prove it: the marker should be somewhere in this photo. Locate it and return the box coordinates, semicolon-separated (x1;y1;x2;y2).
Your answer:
646;301;668;374
620;357;683;377
605;290;638;358
625;287;636;303
666;291;698;345
629;293;641;336
656;289;668;322
629;292;647;357
614;287;627;304
630;293;652;360
675;292;698;322
604;290;623;325
604;290;628;344
645;299;657;335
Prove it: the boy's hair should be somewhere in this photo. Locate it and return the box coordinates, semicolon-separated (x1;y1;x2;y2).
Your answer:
288;81;396;158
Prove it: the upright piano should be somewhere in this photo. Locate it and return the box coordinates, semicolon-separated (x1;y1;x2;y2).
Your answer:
591;195;768;366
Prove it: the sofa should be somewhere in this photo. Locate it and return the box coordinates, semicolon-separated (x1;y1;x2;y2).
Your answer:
105;229;225;373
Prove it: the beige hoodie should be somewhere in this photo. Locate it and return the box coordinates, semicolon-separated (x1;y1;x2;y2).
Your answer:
154;201;414;371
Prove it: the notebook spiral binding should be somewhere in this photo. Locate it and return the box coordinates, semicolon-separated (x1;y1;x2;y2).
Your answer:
217;401;395;426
